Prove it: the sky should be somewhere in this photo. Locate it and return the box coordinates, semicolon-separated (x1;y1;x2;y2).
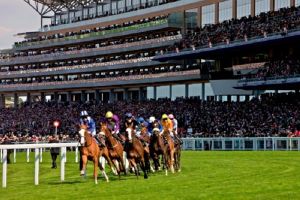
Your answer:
0;0;42;50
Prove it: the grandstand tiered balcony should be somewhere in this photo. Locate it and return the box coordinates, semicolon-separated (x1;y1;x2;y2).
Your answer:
1;35;181;66
154;29;300;62
235;75;300;90
0;58;165;79
13;17;181;51
0;69;201;92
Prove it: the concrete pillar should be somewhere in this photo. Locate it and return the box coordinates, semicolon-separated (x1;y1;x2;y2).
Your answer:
202;83;205;100
54;92;59;102
81;91;86;102
0;94;4;108
215;2;219;23
95;90;100;104
185;84;189;98
291;0;295;7
109;89;115;103
67;92;72;102
270;0;275;11
40;92;45;103
169;85;172;100
124;89;129;101
14;93;18;108
27;93;31;105
153;86;157;100
232;0;237;19
251;0;255;17
139;87;143;101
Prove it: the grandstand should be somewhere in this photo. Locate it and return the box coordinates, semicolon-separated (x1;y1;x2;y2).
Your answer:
0;0;300;136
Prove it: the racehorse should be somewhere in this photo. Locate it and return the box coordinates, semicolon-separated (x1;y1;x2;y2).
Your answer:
78;124;110;184
161;129;175;175
150;128;175;175
173;138;181;172
125;127;149;179
99;122;126;177
149;128;164;171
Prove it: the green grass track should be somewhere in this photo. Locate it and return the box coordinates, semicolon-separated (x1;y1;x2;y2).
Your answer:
1;151;300;200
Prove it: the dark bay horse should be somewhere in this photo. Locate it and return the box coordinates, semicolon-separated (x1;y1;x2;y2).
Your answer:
125;127;149;179
99;122;126;177
149;128;164;171
79;125;109;184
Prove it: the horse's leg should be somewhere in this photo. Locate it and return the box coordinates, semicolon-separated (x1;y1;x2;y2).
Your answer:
81;155;87;177
129;159;139;179
103;151;118;176
121;151;128;175
94;156;98;184
98;158;109;183
170;148;175;174
140;157;148;179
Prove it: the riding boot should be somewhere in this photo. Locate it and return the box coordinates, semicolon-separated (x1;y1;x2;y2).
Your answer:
175;135;183;145
95;136;106;147
113;133;124;145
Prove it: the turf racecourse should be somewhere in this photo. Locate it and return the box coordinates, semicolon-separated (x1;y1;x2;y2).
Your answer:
1;151;300;200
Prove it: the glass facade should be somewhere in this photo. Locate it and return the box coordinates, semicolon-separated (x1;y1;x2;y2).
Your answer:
237;0;251;18
185;8;198;30
275;0;290;10
219;0;232;22
189;84;202;98
297;0;300;6
255;0;270;15
202;4;215;26
171;85;185;100
157;86;170;99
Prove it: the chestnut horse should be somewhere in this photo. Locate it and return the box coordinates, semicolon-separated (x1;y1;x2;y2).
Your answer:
79;124;110;184
99;122;126;177
150;128;175;175
125;127;149;179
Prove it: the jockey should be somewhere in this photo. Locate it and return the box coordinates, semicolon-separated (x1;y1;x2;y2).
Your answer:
105;111;123;143
79;110;105;147
168;114;178;134
124;112;138;130
160;114;174;137
147;116;162;134
168;114;182;144
79;110;96;136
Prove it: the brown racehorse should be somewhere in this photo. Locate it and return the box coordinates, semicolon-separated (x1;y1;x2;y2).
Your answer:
79;124;110;184
149;128;164;171
99;122;126;177
125;127;149;179
151;128;175;175
173;137;182;172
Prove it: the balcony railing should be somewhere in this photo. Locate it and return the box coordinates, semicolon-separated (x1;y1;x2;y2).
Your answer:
1;35;181;66
14;18;170;49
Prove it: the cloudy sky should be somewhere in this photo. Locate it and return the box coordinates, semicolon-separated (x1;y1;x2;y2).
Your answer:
0;0;41;50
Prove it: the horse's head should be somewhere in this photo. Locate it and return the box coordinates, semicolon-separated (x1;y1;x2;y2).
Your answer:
126;128;134;143
152;128;160;136
99;122;109;137
78;124;88;145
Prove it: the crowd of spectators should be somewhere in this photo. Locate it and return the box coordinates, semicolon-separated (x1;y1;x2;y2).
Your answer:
239;57;300;81
171;6;300;52
1;32;180;65
0;93;300;141
13;15;169;48
0;69;199;88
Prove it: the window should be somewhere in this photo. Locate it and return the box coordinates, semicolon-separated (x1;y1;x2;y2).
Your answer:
237;0;251;18
219;0;232;22
296;0;300;6
202;4;215;26
255;0;270;15
185;8;198;30
275;0;290;10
